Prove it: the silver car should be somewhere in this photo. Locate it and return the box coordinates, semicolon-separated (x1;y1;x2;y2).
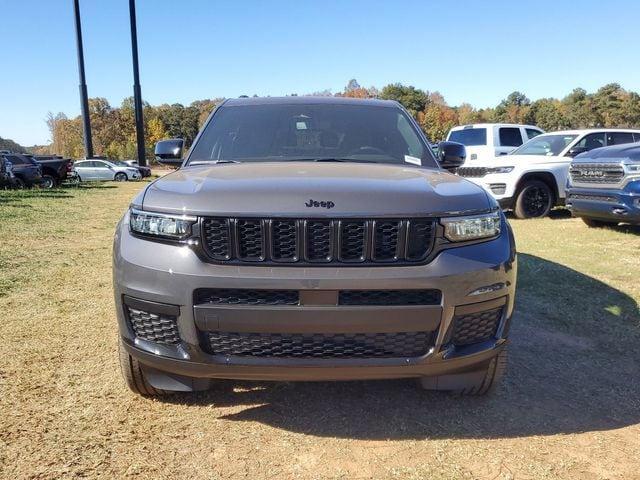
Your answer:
73;159;141;182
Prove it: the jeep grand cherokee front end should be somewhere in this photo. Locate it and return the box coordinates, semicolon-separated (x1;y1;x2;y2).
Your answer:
114;97;517;396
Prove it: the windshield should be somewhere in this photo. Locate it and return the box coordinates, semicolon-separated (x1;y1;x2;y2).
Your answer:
448;128;487;146
111;160;130;167
188;103;438;167
511;134;578;156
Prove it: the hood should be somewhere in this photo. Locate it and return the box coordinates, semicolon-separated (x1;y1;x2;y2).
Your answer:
140;162;490;217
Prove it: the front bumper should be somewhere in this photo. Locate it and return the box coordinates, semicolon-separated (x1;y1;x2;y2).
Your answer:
567;182;640;224
113;215;517;384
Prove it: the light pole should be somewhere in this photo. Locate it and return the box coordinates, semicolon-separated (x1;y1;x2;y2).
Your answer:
129;0;146;166
72;0;93;159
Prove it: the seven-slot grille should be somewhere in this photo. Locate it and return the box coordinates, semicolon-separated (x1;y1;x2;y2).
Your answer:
457;167;488;178
569;163;625;184
201;217;436;265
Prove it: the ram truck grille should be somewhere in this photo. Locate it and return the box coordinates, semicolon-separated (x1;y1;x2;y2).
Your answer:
201;217;436;265
570;163;625;185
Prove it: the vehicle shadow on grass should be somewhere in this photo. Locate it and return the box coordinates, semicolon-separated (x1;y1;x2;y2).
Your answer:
164;253;640;440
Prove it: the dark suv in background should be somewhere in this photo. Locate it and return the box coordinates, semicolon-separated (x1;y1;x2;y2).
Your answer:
0;153;42;188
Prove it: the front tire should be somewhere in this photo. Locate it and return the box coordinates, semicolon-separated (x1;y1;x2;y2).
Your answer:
582;217;617;228
118;342;169;396
13;177;26;189
514;180;554;219
114;172;128;182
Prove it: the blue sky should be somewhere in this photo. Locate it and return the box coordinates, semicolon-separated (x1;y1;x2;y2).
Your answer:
2;0;640;146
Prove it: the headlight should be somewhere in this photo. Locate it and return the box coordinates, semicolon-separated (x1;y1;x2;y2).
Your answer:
487;166;514;174
626;164;640;174
441;211;501;242
129;209;197;239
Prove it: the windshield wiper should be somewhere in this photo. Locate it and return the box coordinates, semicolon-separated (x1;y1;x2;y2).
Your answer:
188;159;240;166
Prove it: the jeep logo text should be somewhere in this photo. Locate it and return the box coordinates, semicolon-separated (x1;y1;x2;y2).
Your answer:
305;199;335;209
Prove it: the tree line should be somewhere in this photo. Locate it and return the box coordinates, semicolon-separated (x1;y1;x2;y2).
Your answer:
37;80;640;160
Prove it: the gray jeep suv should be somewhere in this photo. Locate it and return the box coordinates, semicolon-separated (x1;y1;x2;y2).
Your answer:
114;97;517;396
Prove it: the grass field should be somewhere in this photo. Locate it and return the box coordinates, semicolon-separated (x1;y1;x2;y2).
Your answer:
1;180;639;479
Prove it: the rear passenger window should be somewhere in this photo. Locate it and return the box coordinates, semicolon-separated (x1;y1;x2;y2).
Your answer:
526;129;543;140
607;132;634;145
499;128;523;147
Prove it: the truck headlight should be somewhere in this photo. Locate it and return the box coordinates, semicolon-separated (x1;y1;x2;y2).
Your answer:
441;211;501;242
129;209;197;239
487;166;514;174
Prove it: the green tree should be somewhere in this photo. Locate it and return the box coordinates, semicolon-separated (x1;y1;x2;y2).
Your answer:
379;83;429;116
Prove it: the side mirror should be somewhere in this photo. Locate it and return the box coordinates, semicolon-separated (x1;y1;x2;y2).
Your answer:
437;141;466;171
566;146;588;157
155;139;184;167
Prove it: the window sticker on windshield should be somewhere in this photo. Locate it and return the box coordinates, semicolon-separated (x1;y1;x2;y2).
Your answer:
296;121;307;130
404;155;421;166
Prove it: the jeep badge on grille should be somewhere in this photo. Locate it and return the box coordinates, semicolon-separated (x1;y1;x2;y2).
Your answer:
305;199;335;209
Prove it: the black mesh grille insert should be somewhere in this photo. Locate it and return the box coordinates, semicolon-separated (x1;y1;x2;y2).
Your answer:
406;220;435;260
202;219;231;260
194;289;299;306
272;220;298;261
204;331;434;358
201;217;436;265
306;220;333;261
451;307;503;346
339;221;366;261
237;220;264;260
373;221;401;260
127;307;180;344
339;289;441;306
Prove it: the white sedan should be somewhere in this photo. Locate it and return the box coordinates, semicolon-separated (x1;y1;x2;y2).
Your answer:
73;159;141;182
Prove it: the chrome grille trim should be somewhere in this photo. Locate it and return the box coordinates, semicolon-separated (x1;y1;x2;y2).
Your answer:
570;163;625;185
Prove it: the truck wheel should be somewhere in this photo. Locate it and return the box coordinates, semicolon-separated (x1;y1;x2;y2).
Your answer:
14;177;26;189
514;180;553;218
114;172;128;182
41;174;57;189
419;348;507;396
118;342;170;396
582;217;617;228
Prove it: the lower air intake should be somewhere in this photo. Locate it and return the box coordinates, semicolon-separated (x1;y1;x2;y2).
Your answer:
204;331;434;358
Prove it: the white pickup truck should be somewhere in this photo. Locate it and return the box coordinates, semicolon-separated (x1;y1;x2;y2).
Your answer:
455;128;640;218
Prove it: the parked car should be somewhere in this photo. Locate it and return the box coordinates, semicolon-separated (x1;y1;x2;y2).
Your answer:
0;156;16;188
114;96;517;398
456;129;640;218
73;159;141;182
0;153;42;188
447;124;544;163
31;155;75;188
122;159;152;178
567;143;640;227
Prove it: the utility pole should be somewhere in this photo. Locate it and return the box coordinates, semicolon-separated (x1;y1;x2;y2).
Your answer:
129;0;146;166
72;0;93;159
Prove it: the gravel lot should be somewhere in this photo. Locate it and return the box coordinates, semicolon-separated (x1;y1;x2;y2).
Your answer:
1;180;639;479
